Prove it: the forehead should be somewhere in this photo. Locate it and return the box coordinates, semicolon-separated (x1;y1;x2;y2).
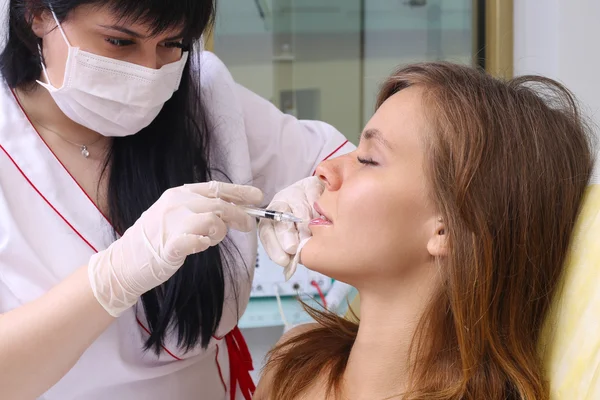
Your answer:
364;86;428;150
68;4;186;37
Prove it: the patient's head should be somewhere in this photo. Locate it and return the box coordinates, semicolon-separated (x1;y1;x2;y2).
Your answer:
303;63;593;300
298;63;593;396
303;84;441;290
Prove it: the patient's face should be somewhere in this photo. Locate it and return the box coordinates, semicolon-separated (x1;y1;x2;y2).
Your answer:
301;87;440;288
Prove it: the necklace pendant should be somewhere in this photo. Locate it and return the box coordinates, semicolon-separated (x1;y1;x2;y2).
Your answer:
80;145;90;158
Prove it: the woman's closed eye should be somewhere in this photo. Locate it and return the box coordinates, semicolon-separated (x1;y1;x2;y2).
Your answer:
357;156;379;166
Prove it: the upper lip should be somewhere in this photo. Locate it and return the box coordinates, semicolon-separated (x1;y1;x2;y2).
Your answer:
313;202;332;222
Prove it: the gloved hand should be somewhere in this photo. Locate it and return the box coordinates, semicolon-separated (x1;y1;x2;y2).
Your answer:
258;176;324;279
88;181;263;317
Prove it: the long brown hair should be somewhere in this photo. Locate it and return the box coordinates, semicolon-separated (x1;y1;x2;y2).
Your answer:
263;63;594;400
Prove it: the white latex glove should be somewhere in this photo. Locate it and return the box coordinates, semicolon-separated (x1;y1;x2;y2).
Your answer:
258;176;324;279
88;181;263;317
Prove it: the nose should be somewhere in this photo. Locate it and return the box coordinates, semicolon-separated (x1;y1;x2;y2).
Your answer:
138;52;159;69
315;156;346;191
138;47;175;70
141;53;183;70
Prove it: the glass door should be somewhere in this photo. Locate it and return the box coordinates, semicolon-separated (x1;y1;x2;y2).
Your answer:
213;0;477;144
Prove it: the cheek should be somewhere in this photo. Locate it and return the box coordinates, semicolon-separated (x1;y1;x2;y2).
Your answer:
302;178;433;280
43;30;70;86
302;181;400;274
335;178;410;243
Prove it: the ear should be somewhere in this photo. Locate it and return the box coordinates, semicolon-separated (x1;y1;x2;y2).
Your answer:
427;218;448;257
30;10;54;39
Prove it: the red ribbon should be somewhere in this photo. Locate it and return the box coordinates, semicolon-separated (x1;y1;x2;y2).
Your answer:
225;326;255;400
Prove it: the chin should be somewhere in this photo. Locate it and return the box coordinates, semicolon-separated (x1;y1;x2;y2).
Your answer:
300;239;357;283
300;239;332;273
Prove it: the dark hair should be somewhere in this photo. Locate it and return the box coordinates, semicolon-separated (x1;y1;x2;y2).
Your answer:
264;63;594;400
0;0;241;353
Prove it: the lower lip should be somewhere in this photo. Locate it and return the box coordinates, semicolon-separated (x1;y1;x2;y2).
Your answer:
309;218;333;226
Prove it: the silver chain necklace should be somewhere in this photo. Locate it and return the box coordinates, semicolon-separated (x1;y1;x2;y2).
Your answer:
30;118;104;159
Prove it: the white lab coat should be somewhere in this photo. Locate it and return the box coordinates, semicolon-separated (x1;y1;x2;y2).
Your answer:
0;51;353;400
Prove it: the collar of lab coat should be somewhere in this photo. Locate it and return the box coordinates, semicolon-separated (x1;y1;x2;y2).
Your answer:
0;81;114;253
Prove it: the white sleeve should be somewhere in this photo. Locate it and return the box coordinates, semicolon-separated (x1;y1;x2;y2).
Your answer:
235;83;355;203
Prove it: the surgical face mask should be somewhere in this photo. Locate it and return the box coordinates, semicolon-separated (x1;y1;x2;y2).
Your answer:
37;11;189;137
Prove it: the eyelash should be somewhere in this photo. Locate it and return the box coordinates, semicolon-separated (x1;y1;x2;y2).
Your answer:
105;38;184;49
105;38;134;47
163;41;184;49
357;156;378;166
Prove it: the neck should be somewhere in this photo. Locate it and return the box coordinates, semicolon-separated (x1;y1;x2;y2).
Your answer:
15;83;108;147
342;266;439;400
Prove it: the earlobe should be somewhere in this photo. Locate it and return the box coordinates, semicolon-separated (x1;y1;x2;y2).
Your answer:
427;219;448;257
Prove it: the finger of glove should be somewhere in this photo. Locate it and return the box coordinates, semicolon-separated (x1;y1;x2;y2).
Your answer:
286;198;315;242
298;178;326;240
265;200;300;254
184;198;255;232
301;176;326;207
184;181;264;205
181;212;229;246
163;234;212;265
264;201;299;253
258;218;292;267
284;237;311;281
283;257;299;281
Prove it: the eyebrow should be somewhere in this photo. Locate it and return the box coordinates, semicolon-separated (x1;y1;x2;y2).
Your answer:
359;128;394;150
98;24;184;41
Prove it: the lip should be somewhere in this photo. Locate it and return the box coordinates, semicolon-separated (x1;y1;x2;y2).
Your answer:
310;202;333;226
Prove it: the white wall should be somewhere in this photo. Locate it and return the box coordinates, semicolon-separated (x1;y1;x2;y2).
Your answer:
513;0;560;79
514;0;600;181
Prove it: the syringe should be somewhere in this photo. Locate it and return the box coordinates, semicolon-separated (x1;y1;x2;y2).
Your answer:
239;206;305;223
